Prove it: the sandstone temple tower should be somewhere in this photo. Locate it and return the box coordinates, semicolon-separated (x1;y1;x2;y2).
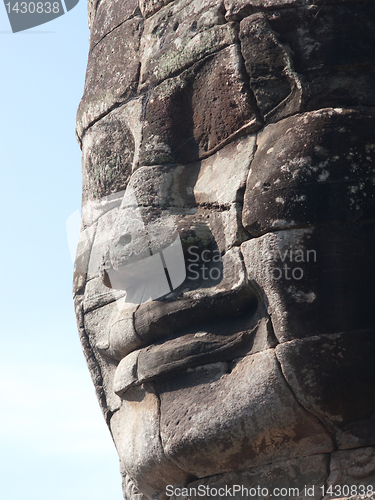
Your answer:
74;1;375;498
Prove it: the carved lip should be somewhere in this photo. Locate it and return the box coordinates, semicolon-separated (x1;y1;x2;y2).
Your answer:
133;281;258;347
113;331;251;397
113;298;274;397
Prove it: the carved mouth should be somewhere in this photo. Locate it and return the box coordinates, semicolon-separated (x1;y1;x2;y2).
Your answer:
113;290;276;396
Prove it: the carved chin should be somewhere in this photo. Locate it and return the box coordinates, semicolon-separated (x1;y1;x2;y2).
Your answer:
110;351;334;498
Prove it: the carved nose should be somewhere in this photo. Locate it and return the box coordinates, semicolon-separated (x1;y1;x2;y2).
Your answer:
100;187;186;304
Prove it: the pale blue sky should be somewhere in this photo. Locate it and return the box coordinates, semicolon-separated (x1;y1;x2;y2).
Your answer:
0;3;123;499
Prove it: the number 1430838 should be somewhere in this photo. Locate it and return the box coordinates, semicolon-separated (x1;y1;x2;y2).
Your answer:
5;2;60;13
3;0;78;32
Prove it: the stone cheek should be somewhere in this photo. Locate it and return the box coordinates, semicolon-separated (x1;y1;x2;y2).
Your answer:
156;351;334;478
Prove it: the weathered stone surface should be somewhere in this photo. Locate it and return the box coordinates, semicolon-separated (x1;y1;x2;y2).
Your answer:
276;331;375;448
86;0;98;31
122;164;199;209
110;384;191;499
121;473;147;500
202;203;249;252
324;448;375;500
265;4;375;110
138;0;233;90
157;351;334;477
82;276;125;313
194;134;256;206
241;223;375;341
107;305;145;361
224;0;304;21
83;304;123;413
224;0;359;22
239;12;304;122
139;0;173;18
81;105;135;202
121;133;256;208
89;0;140;48
140;45;261;165
170;454;329;500
76;17;142;139
243;109;375;236
81;189;124;229
87;207;119;280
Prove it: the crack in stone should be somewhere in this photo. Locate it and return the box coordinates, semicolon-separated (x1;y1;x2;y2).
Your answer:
90;10;143;52
150;381;198;481
244;216;375;239
274;348;338;449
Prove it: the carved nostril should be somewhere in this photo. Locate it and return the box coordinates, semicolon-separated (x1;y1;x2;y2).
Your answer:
118;234;132;246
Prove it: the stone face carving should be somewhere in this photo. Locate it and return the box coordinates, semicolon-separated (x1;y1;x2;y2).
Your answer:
75;0;375;498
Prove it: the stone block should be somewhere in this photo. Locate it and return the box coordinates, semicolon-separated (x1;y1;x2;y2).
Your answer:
265;4;375;110
110;384;191;499
242;109;375;237
82;276;125;313
81;190;124;229
241;223;375;341
225;0;305;21
169;454;329;500
81;104;137;202
193;134;256;206
76;17;142;139
324;448;375;500
139;0;233;90
157;350;334;477
90;0;140;48
239;12;303;122
140;45;260;165
139;0;173;18
276;331;375;448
